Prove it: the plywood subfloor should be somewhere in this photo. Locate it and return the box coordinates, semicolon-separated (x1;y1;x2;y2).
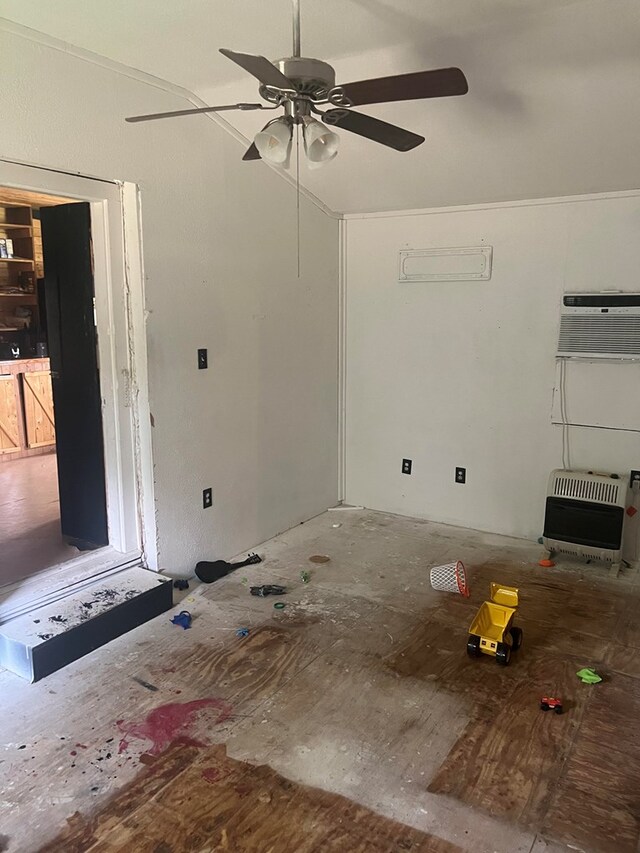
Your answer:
1;509;638;853
39;741;461;853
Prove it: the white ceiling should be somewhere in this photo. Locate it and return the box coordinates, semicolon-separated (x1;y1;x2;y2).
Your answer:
2;0;639;213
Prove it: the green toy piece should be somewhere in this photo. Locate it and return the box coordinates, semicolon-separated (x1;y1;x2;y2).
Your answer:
300;570;310;584
576;667;602;684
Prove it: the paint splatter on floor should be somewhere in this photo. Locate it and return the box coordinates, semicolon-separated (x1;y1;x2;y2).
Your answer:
201;765;227;784
116;698;232;756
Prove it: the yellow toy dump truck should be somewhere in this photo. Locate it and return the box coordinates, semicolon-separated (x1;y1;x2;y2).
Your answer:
467;583;522;665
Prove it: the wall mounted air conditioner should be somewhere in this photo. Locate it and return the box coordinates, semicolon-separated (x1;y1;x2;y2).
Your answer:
542;469;627;567
557;292;640;360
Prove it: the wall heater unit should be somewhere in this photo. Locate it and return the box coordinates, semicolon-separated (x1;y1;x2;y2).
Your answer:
557;292;640;360
543;469;627;566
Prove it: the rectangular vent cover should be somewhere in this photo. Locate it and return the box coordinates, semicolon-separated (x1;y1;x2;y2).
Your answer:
398;246;492;282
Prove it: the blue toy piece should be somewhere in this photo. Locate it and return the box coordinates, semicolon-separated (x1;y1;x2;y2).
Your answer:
170;610;192;629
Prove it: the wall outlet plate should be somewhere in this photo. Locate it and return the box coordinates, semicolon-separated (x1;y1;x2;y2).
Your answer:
198;348;208;370
203;487;212;509
455;467;466;484
402;458;412;475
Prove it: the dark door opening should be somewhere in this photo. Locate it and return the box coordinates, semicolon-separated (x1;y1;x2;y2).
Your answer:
41;203;108;550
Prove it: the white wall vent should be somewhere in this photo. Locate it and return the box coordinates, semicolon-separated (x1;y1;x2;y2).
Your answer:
398;246;492;282
557;293;640;360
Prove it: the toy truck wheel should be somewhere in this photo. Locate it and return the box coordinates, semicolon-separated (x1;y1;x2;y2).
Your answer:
467;634;481;657
495;642;511;665
540;701;549;711
509;626;523;651
554;705;563;715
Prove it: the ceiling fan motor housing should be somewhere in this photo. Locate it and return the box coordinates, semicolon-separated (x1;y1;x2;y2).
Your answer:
271;57;336;97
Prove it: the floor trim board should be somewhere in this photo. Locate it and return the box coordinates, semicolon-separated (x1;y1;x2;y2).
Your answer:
0;549;143;624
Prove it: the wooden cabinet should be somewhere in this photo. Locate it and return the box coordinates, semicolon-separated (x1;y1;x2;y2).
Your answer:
0;374;20;455
0;359;55;460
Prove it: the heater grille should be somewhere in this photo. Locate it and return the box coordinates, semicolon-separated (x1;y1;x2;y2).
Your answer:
551;473;620;506
558;315;640;358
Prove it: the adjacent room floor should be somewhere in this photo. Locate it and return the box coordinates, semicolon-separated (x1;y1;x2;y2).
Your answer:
0;454;77;586
1;509;638;853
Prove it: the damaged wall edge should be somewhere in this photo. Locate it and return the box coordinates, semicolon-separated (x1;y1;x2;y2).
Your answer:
120;182;159;571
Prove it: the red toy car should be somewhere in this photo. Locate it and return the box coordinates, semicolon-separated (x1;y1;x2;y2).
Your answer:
540;696;563;714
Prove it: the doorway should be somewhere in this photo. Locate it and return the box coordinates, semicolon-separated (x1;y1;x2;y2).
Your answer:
0;188;107;585
0;161;157;619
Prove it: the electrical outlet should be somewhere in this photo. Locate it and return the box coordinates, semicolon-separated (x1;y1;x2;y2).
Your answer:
198;348;208;370
202;487;213;509
630;470;640;488
455;466;466;484
402;458;412;475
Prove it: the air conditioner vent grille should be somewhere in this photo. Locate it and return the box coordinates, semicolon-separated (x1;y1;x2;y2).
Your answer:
552;474;619;505
558;315;640;356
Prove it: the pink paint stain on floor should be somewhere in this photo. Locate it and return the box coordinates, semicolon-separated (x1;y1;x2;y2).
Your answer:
201;766;228;784
116;698;232;756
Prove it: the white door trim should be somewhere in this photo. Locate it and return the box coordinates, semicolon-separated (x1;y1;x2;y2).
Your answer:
0;159;158;617
120;182;158;570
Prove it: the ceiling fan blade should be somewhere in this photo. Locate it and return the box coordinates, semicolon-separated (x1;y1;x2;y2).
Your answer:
340;68;468;107
126;103;266;123
322;109;424;152
219;48;295;90
243;142;262;161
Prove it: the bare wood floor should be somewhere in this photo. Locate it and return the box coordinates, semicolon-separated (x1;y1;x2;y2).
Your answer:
0;453;76;586
1;510;638;852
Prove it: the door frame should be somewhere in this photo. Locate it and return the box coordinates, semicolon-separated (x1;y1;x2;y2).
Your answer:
0;159;157;619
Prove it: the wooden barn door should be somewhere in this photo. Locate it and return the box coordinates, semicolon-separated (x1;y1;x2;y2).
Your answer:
0;375;20;456
22;370;56;449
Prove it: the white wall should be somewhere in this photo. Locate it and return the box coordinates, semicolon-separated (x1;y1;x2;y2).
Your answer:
0;26;339;572
345;194;640;544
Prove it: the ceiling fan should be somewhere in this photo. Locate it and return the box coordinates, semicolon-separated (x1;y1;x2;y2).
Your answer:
126;0;468;168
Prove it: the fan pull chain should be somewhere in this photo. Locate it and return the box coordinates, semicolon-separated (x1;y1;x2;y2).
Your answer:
294;0;301;280
296;122;301;279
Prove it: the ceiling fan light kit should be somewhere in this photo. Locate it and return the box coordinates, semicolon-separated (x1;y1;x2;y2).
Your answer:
255;117;294;166
125;0;468;168
302;117;339;168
